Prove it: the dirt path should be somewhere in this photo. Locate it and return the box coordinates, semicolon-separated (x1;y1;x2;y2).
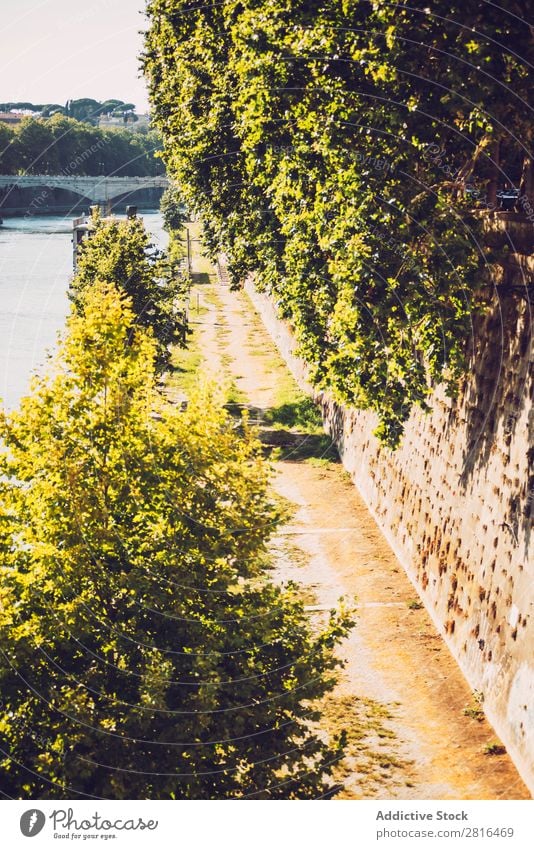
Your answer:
171;247;530;800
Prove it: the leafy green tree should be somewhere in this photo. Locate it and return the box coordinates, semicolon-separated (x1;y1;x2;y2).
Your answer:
98;99;125;116
40;104;67;118
15;118;58;174
102;128;164;177
66;98;102;124
0;102;44;113
63;99;140;126
368;1;533;203
144;0;530;445
2;116;163;178
113;103;137;122
160;185;186;233
46;115;98;173
71;212;184;370
0;281;350;798
0;123;19;174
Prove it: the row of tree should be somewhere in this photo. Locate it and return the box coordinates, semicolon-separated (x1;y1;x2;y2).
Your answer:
0;115;164;177
0;99;139;123
0;215;350;798
63;99;138;123
143;0;533;444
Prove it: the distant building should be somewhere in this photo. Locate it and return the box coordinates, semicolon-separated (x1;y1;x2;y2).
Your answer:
0;112;23;125
98;115;135;128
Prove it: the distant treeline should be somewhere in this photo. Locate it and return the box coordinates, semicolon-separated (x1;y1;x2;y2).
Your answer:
0;115;164;177
0;99;139;123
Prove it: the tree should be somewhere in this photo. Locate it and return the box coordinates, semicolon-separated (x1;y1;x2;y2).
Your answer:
71;212;184;370
144;0;531;445
40;104;67;118
2;116;164;178
0;102;44;114
66;98;102;124
0;123;19;174
0;281;351;798
113;103;137;122
46;115;96;174
15;117;58;174
160;185;186;232
98;100;125;116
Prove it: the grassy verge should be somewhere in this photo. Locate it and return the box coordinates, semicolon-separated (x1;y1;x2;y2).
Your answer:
321;694;409;798
166;291;207;399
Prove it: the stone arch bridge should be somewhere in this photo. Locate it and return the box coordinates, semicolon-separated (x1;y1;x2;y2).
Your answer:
0;174;169;206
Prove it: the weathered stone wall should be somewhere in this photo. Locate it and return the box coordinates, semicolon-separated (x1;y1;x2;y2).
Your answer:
245;277;534;795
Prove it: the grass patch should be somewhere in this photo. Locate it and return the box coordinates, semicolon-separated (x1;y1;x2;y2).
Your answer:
184;220;215;277
167;315;204;397
269;492;296;524
263;395;323;432
483;741;506;756
306;456;336;469
463;690;485;722
203;286;222;308
166;278;216;398
225;380;247;407
321;694;409;797
277;433;339;463
186;286;209;322
239;298;325;435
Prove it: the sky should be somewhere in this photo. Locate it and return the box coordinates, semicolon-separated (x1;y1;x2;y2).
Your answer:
0;0;151;112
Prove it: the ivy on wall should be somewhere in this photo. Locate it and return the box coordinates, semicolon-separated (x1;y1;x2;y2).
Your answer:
143;0;532;444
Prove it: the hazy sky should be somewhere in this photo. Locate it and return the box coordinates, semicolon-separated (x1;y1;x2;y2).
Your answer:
0;0;150;111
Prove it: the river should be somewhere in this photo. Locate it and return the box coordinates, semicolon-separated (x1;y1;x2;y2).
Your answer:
0;211;167;410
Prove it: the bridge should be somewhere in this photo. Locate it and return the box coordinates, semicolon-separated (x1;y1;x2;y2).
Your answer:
0;174;169;206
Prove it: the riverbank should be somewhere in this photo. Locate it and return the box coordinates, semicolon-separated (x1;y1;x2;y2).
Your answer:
167;229;530;799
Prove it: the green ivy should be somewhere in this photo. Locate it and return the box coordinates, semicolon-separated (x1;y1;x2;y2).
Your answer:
143;0;531;445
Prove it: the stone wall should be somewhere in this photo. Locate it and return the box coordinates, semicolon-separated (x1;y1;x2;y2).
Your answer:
245;277;534;795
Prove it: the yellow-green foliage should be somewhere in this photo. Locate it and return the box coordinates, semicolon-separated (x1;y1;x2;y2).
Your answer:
142;0;533;444
0;282;351;799
72;212;187;370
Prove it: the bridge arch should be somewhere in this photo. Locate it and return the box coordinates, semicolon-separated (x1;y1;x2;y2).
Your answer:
0;175;170;206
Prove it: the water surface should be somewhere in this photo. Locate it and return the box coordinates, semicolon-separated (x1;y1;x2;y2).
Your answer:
0;211;166;410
